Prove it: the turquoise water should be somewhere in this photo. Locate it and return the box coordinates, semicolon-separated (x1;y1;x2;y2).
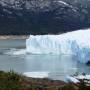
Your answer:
0;39;90;80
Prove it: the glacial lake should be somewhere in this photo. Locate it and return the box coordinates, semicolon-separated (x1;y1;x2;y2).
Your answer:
0;39;90;80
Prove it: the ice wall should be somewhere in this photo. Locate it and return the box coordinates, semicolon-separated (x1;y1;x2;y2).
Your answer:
26;29;90;63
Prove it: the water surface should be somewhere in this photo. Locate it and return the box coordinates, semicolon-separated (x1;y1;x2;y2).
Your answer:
0;39;90;80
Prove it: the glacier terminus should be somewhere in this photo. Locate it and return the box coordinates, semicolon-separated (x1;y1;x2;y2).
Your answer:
26;29;90;64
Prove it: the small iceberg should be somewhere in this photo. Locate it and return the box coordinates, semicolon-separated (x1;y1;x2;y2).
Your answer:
23;72;49;78
76;75;90;80
65;74;90;83
65;75;80;83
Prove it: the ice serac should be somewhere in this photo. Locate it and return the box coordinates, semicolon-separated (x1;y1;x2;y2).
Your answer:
26;29;90;63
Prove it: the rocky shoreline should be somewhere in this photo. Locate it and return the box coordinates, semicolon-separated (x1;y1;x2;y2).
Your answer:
1;71;89;90
0;35;29;40
0;71;69;90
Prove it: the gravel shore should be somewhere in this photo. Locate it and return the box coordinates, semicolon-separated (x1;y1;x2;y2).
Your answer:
0;35;29;40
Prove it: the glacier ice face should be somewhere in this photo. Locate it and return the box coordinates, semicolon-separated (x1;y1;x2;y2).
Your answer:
26;29;90;63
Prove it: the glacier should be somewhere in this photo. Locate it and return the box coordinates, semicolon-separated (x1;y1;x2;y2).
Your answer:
26;29;90;64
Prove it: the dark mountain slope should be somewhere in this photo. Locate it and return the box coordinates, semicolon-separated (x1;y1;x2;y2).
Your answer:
0;0;90;35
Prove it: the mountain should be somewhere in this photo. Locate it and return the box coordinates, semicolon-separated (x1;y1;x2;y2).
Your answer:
0;0;90;35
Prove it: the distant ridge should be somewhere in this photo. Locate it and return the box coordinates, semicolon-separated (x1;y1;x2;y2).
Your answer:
0;0;90;35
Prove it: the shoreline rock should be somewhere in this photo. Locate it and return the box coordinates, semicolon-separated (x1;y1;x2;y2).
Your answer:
0;35;29;40
0;71;67;90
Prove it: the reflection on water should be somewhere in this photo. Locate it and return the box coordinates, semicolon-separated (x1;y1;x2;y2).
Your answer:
25;55;77;73
0;40;90;80
0;53;78;80
25;54;78;80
